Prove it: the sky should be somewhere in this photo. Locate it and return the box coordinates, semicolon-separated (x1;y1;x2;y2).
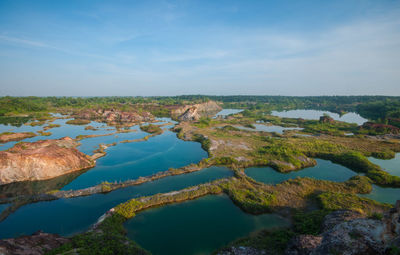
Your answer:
0;0;399;96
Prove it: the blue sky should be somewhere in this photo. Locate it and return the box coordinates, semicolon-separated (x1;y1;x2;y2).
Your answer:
0;0;399;96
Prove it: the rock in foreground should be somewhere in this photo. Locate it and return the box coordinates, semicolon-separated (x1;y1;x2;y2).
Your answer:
0;231;69;255
285;201;400;255
0;137;95;185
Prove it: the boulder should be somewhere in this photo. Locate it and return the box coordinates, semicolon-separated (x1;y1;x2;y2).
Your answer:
172;101;222;121
0;231;69;255
0;137;95;184
285;201;400;255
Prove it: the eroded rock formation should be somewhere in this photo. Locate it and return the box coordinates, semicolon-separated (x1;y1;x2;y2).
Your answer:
0;137;95;185
285;201;400;255
73;108;154;125
172;101;222;121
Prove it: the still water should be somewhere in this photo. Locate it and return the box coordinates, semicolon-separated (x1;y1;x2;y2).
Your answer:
271;110;367;125
125;194;289;255
245;159;357;184
0;167;232;239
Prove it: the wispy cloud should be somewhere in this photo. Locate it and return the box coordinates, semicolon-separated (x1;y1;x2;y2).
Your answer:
0;34;115;61
0;35;53;48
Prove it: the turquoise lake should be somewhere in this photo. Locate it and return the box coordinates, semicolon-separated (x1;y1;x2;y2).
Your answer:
62;130;207;190
0;167;232;239
369;153;400;177
360;184;400;204
271;110;368;125
0;118;116;151
236;124;303;134
245;159;357;184
125;194;290;255
214;109;243;118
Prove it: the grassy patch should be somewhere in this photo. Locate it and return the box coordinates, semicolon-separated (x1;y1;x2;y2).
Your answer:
192;133;211;155
37;130;52;136
114;183;223;219
215;229;295;255
292;210;331;235
140;124;162;134
221;178;276;214
45;214;149;255
318;191;391;214
66;119;91;125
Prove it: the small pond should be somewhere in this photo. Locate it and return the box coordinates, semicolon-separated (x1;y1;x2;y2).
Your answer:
245;159;357;184
369;153;400;177
360;184;400;205
214;109;243;118
236;124;303;134
125;194;289;255
271;110;367;125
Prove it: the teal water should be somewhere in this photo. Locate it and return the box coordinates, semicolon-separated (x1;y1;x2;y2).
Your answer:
0;167;232;239
245;159;357;184
236;124;303;134
125;194;289;255
0;204;8;214
61;130;207;190
358;154;400;204
271;110;367;125
214;109;243;118
369;153;400;177
360;184;400;204
0;118;115;151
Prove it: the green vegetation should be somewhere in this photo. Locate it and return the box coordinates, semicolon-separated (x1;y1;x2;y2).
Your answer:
85;125;97;130
37;130;52;136
114;182;223;220
193;117;213;128
292;209;331;235
318;192;391;214
139;124;162;134
66;119;91;125
221;178;276;214
215;229;295;255
27;120;46;126
212;157;238;166
216;209;330;255
45;214;149;255
100;181;112;193
192;133;211;155
220;125;240;131
43;123;61;130
0;131;13;136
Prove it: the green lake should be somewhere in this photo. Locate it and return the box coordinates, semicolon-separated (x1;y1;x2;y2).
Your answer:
125;194;290;255
245;159;357;184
